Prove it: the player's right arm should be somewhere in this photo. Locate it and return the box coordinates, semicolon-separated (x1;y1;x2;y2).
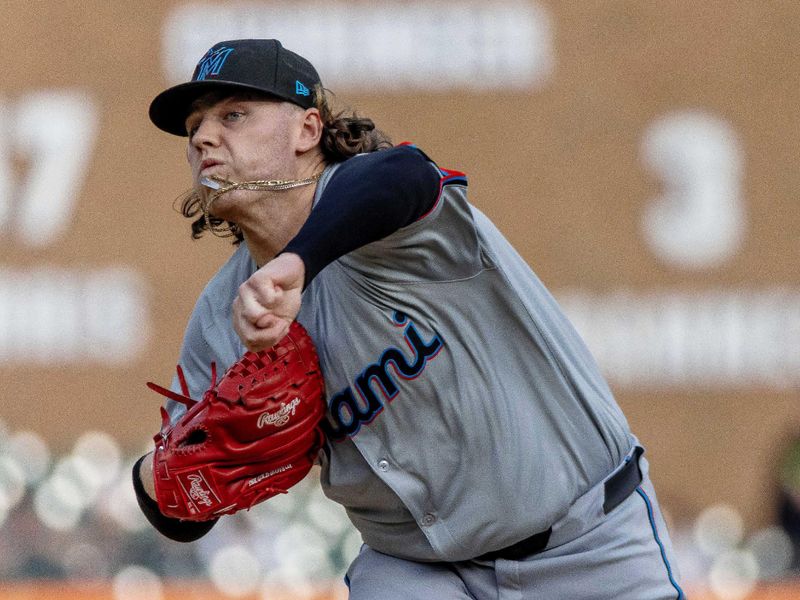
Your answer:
234;144;441;351
234;252;305;353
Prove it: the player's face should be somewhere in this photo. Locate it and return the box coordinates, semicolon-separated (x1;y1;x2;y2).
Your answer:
184;95;303;214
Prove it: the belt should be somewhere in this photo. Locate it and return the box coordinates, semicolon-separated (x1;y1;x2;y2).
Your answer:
476;446;644;562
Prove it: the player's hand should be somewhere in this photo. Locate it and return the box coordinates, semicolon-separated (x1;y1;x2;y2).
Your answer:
233;252;305;352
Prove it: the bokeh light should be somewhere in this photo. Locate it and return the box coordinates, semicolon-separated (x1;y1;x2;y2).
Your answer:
242;497;284;532
0;418;10;449
62;542;110;580
274;523;334;580
72;430;123;487
51;455;104;507
708;549;759;600
745;526;794;580
305;493;351;538
33;472;85;531
101;466;149;532
259;486;300;518
693;504;745;558
111;565;164;600
6;430;51;483
341;528;363;566
0;455;27;509
208;544;262;598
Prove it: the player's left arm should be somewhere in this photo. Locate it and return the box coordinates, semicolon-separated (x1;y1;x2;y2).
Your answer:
234;145;440;351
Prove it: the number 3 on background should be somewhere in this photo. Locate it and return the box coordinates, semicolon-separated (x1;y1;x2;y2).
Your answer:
640;111;745;270
0;90;98;248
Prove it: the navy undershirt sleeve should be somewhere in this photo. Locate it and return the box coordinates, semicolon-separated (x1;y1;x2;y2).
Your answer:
282;145;440;288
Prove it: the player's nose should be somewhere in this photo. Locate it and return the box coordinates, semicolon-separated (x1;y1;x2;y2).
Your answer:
190;117;221;148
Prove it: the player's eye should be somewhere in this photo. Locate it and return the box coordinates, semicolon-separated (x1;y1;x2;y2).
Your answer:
185;117;200;138
225;111;244;122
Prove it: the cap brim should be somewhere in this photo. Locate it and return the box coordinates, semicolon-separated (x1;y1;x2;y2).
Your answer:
149;80;283;137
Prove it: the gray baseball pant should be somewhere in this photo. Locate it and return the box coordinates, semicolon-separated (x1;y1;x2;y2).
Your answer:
344;454;684;599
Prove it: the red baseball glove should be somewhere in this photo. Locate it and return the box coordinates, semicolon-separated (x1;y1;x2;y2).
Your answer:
146;321;326;521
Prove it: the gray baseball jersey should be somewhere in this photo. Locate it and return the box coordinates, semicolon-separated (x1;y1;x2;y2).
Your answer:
168;154;634;562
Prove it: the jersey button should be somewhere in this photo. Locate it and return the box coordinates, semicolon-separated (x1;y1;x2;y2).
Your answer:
378;459;390;472
421;513;436;527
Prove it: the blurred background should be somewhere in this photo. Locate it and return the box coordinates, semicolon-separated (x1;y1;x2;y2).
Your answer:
1;1;799;598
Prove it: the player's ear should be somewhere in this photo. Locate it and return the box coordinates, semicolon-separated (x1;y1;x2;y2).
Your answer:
295;107;323;154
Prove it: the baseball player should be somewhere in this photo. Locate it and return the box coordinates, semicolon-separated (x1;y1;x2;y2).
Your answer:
133;39;685;599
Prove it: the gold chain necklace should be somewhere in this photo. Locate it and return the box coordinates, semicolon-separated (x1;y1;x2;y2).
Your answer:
200;172;324;238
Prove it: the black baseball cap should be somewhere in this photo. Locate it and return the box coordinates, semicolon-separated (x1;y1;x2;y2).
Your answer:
149;39;322;137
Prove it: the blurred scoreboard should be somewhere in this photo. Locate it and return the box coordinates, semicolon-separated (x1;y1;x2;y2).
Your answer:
1;0;798;527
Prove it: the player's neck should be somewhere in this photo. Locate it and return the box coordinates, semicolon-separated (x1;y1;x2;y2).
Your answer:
234;151;326;267
238;183;317;267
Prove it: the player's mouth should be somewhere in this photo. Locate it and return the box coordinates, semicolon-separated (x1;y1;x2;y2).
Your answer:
200;159;222;173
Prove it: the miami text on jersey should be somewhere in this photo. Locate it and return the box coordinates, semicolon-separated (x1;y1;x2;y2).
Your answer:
323;311;444;442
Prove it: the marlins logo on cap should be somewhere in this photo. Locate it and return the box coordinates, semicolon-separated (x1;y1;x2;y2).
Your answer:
196;46;235;81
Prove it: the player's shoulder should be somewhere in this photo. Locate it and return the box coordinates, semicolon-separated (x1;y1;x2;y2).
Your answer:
331;143;438;180
386;143;467;184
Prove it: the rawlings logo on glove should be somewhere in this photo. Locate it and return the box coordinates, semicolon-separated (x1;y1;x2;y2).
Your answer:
258;397;301;428
146;321;326;521
183;472;218;508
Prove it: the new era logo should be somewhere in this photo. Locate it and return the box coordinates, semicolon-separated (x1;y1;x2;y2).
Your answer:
295;80;310;96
